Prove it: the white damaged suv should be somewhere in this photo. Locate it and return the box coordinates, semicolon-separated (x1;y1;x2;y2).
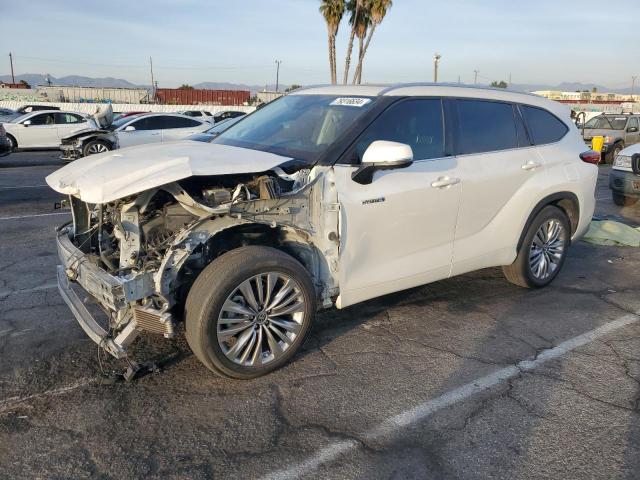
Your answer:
47;84;598;379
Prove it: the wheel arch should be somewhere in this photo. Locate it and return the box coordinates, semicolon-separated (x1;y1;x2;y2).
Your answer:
5;133;17;148
516;191;579;252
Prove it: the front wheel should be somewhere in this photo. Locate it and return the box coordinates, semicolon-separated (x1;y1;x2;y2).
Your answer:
503;206;570;288
82;139;111;157
185;246;316;379
612;192;638;206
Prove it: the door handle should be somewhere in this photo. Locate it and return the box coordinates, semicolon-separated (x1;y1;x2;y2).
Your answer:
521;161;542;171
431;177;461;188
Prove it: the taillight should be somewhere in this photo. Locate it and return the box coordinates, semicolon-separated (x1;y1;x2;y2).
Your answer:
580;150;600;165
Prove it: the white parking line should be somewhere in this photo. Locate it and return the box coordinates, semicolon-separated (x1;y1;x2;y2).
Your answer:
0;378;95;414
0;212;69;221
0;184;48;191
262;313;639;480
0;282;58;297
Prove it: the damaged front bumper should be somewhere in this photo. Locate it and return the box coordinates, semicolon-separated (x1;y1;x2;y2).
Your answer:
56;224;173;359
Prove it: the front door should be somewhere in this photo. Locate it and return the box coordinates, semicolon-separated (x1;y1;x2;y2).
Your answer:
335;98;462;308
117;116;164;148
17;112;59;148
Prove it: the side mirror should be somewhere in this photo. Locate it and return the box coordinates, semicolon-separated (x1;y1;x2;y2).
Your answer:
22;120;31;127
352;140;413;184
628;126;639;133
123;125;136;132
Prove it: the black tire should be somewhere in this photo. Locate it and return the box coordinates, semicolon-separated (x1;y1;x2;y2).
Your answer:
6;134;16;150
607;143;623;164
185;246;316;379
612;192;638;206
503;205;571;288
82;139;111;157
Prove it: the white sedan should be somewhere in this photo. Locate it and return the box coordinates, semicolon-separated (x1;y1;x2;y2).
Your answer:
4;110;89;149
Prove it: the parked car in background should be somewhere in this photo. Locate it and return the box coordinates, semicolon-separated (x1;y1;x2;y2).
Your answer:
0;123;12;156
186;115;245;142
178;110;214;122
0;108;19;123
3;110;89;150
582;113;640;163
213;110;246;123
609;143;640;206
60;112;211;160
47;84;597;379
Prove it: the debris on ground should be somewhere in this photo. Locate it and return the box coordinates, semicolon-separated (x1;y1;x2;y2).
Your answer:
583;220;640;247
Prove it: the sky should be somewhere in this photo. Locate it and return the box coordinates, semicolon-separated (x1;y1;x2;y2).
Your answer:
1;0;638;89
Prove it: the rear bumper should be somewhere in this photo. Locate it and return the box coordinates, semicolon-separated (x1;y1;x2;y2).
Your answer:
55;224;162;358
609;169;640;198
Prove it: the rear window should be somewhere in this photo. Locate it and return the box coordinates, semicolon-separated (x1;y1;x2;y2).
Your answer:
163;116;202;128
521;106;568;145
455;100;518;154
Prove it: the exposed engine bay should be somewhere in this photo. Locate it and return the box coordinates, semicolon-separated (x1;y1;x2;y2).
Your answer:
57;165;340;361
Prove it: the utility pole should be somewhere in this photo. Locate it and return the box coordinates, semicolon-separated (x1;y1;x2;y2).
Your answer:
458;75;461;84
474;69;479;85
275;60;282;92
509;73;512;87
9;52;15;84
632;76;637;101
149;57;155;103
433;53;441;83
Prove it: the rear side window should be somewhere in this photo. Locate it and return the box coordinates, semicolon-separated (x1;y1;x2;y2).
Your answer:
163;116;202;128
28;113;55;125
355;99;445;161
521;106;568;145
455;100;518;154
55;113;84;124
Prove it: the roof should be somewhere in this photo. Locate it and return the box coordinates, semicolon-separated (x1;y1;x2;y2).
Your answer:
291;83;570;119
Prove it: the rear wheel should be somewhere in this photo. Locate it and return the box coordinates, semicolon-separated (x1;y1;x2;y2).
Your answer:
82;139;111;157
6;134;16;150
185;246;316;379
612;192;638;206
503;206;570;288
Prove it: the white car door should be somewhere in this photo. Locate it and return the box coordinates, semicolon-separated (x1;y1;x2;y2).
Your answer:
334;98;462;308
15;112;59;148
116;116;164;148
55;113;89;141
160;116;206;142
450;99;546;276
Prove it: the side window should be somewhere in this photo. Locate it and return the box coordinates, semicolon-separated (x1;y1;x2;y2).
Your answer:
628;117;639;130
131;116;165;131
27;113;55;126
455;100;518;154
55;113;84;124
355;99;445;161
163;116;202;129
521;106;568;145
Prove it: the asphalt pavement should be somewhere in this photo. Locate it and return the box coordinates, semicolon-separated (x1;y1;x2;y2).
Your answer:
1;151;639;480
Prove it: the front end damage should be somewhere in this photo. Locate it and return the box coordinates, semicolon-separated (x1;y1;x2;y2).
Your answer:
60;129;118;162
54;166;340;359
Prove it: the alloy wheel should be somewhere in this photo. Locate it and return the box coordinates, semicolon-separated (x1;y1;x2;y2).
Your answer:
87;143;109;155
217;272;306;367
528;219;566;280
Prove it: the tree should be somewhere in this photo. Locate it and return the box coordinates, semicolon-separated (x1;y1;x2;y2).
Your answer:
285;84;302;92
319;0;345;84
352;0;392;84
490;80;508;89
343;0;363;84
179;84;194;90
351;2;371;84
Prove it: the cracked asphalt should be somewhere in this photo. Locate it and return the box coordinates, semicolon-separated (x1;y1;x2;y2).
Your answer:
1;151;639;479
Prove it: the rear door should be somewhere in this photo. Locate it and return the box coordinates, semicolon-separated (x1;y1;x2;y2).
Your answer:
55;113;88;140
450;99;542;275
117;116;164;148
335;98;462;307
17;112;59;148
160;116;206;142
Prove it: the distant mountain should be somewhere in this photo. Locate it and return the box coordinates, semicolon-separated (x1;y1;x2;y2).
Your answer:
509;82;632;95
0;73;142;89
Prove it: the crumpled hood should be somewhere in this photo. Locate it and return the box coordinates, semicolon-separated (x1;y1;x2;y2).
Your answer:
46;141;292;204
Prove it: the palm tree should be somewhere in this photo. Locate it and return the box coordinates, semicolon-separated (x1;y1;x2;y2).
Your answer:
342;0;364;84
319;0;345;84
352;0;392;84
351;2;371;84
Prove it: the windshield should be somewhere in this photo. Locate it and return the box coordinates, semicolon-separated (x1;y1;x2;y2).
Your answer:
204;116;243;134
213;94;376;163
585;116;628;130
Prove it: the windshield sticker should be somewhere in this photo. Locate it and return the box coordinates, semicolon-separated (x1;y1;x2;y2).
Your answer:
615;117;627;121
330;97;372;107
